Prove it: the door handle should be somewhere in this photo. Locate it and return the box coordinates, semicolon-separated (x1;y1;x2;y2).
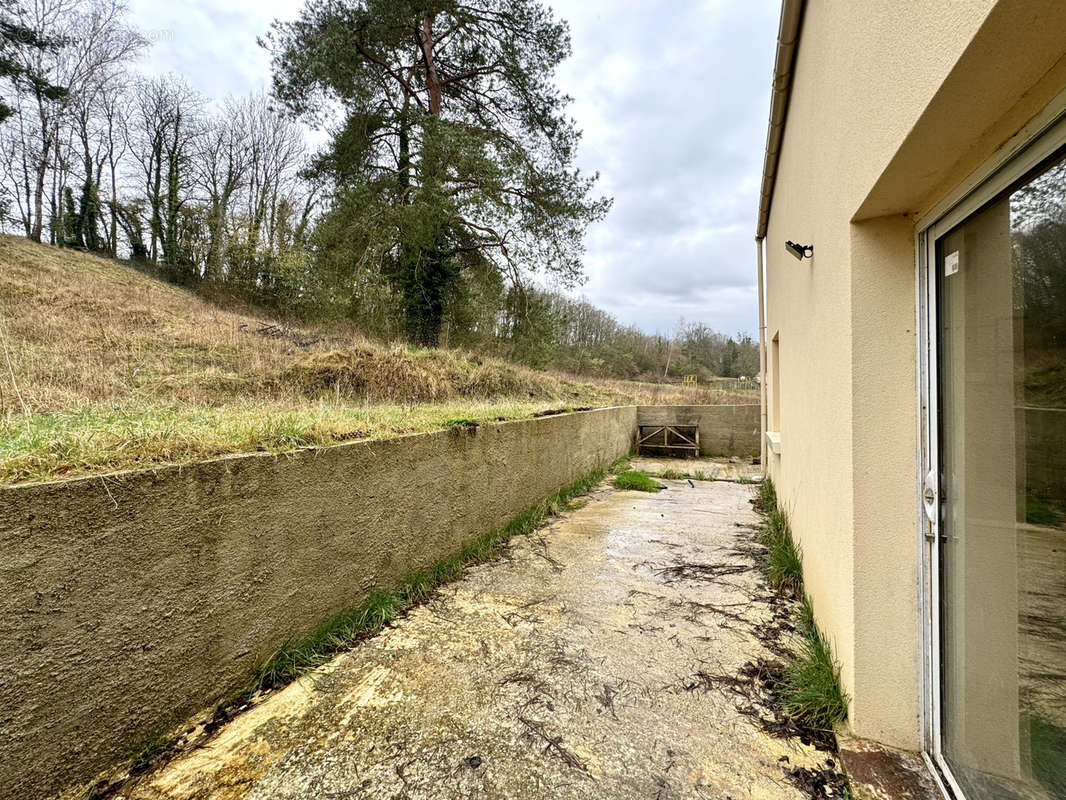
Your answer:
923;469;938;524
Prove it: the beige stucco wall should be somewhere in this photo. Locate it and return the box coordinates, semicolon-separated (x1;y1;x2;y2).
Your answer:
763;0;1066;750
636;404;760;457
0;408;636;800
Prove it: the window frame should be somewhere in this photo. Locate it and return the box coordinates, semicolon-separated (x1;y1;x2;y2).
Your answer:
915;102;1066;798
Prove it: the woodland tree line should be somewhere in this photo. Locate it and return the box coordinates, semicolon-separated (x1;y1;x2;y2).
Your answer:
0;0;758;381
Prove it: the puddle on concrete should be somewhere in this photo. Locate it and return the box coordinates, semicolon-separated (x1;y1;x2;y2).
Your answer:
118;477;838;800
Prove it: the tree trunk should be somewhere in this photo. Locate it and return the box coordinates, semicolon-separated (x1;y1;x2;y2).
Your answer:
149;144;162;263
78;140;99;251
29;105;54;244
163;111;182;275
205;193;229;282
401;255;448;347
398;97;410;199
419;14;442;116
30;155;47;243
108;158;118;256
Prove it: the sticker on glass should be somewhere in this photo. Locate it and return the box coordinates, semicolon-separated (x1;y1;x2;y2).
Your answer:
944;251;960;277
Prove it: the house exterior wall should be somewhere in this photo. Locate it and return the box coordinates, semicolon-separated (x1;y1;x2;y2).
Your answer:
763;0;1066;751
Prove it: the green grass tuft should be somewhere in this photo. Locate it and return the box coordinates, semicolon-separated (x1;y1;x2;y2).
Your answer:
767;530;803;594
752;475;777;513
796;593;816;635
750;477;849;732
780;610;850;731
443;416;478;428
657;468;690;480
755;505;802;595
127;733;175;776
613;469;663;492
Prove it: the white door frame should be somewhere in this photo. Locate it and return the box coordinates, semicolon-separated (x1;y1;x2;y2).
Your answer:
914;104;1066;797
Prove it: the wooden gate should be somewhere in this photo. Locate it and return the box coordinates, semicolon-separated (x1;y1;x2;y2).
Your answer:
636;424;700;456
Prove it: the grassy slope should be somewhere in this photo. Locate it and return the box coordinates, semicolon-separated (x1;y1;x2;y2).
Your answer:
0;236;752;484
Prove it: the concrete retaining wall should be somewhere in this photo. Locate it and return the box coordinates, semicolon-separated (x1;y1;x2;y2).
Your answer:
0;407;636;800
1024;407;1066;499
635;404;760;457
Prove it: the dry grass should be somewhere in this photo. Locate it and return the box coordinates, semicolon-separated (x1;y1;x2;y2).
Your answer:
589;376;758;406
0;235;754;484
0;235;591;410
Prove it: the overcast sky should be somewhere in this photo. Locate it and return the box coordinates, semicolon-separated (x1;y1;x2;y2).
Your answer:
128;0;778;336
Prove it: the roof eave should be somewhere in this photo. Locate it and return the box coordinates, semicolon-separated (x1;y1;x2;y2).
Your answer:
755;0;806;241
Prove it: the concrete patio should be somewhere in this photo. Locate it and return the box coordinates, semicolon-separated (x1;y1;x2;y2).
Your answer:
629;454;762;482
118;470;843;799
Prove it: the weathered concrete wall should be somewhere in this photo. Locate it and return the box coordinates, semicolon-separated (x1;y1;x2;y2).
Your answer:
635;405;759;457
0;407;636;800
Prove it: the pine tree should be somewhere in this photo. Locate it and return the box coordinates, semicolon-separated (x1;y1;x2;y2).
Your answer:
265;0;610;345
0;0;67;123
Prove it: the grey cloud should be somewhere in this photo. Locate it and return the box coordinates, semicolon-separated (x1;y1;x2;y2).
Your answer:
554;0;777;334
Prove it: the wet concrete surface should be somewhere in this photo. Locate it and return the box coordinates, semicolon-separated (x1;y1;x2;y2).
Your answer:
121;477;834;800
836;736;939;800
630;455;762;482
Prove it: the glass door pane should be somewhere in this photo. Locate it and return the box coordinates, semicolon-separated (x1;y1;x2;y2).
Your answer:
937;151;1066;799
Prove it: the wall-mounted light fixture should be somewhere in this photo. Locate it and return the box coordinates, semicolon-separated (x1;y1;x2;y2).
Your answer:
785;240;814;260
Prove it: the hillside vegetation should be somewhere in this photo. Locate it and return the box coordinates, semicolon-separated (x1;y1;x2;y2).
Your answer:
0;237;753;485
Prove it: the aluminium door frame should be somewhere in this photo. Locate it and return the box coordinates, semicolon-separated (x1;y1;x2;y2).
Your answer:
914;104;1066;798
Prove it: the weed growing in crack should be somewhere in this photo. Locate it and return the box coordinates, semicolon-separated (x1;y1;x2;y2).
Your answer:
766;531;803;596
127;734;175;776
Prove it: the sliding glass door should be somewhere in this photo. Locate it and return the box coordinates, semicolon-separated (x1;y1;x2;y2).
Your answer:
929;148;1066;798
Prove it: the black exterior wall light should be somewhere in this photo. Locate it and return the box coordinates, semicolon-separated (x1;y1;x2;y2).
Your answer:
785;240;814;260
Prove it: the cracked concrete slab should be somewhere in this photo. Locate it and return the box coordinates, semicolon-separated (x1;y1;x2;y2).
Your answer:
120;478;834;799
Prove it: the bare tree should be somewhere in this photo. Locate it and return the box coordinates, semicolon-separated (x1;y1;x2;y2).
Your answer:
196;97;249;281
97;81;129;254
126;74;203;272
3;0;145;242
227;93;306;289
